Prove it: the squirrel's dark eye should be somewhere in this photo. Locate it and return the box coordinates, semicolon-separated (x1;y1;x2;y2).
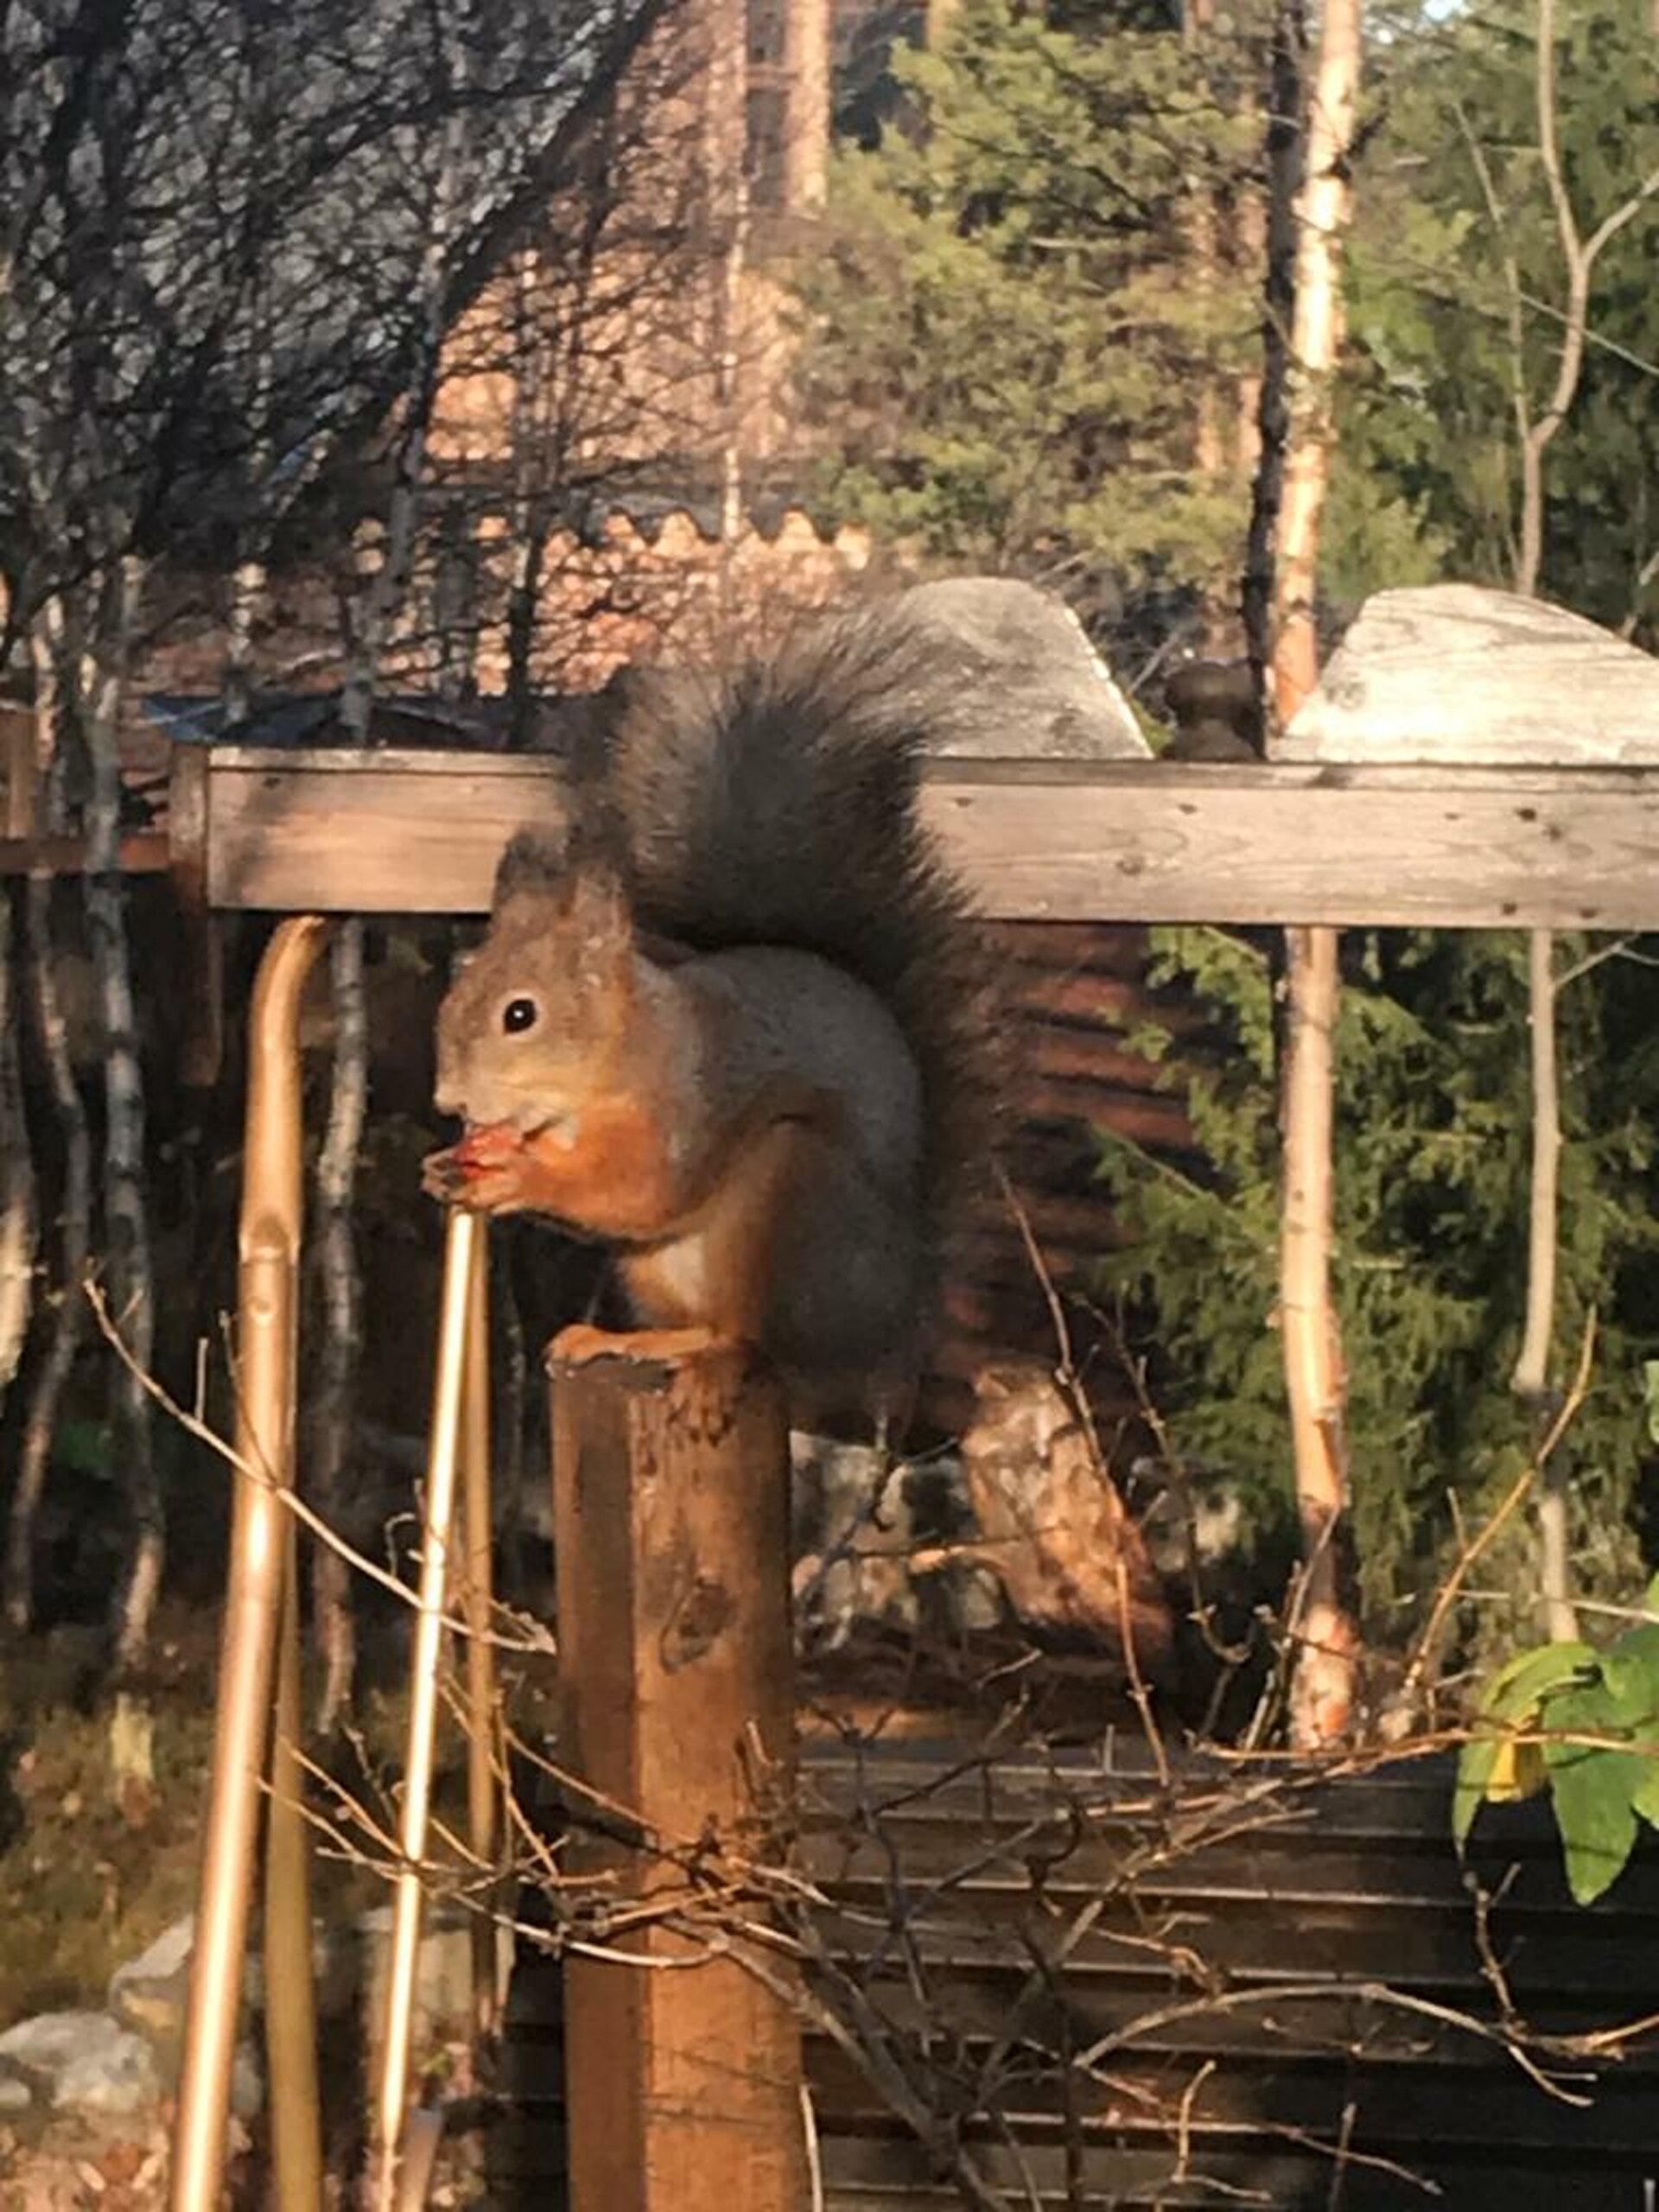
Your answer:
501;996;539;1035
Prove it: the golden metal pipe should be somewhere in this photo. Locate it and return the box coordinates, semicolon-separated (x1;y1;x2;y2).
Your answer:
461;1231;501;2043
372;1204;479;2210
266;1529;323;2212
170;915;328;2212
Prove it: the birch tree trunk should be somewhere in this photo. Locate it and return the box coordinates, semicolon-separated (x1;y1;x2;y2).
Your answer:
1272;0;1363;1747
312;127;455;1733
505;251;555;741
782;0;830;215
1512;931;1575;1639
5;609;92;1630
1484;0;1657;1640
708;0;748;607
81;557;162;1671
5;878;92;1632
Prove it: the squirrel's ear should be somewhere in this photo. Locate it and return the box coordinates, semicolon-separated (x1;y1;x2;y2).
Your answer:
492;829;634;967
492;830;566;911
493;809;626;911
563;865;634;959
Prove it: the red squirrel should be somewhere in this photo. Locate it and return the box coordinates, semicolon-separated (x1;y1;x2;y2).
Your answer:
423;613;991;1425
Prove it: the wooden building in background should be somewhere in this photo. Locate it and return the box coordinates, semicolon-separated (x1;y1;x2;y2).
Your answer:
118;0;1186;1444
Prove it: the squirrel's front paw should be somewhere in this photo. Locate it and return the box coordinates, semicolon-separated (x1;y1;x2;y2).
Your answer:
421;1144;470;1202
423;1124;535;1215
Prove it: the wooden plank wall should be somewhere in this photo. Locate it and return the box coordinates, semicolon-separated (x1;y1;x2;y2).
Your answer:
933;921;1194;1424
492;1742;1659;2210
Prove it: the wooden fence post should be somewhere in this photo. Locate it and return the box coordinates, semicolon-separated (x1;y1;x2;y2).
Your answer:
549;1330;806;2212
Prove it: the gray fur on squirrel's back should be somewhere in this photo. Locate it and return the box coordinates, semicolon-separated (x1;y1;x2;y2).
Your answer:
691;944;924;1195
601;610;994;1253
647;942;929;1389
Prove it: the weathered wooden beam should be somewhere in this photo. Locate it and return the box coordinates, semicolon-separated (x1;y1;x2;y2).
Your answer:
190;744;1659;928
549;1329;806;2212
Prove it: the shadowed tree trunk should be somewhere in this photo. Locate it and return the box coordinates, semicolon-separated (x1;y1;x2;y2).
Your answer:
4;612;92;1630
5;879;92;1632
309;922;368;1737
1243;0;1306;687
0;893;35;1419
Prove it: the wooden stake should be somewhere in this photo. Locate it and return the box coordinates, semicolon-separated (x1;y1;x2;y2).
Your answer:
549;1329;806;2212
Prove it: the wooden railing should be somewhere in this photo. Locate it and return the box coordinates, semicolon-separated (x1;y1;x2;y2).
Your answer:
164;745;1659;928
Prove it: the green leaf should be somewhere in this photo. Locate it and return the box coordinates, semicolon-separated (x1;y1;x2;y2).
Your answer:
1452;1738;1501;1850
1605;1624;1659;1831
1541;1680;1646;1905
1643;1360;1659;1446
1480;1639;1598;1720
1455;1729;1550;1848
1630;1753;1659;1830
1599;1625;1659;1726
1455;1641;1599;1851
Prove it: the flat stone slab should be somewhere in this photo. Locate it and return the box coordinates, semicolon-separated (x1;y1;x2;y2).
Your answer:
1280;584;1659;764
893;577;1150;760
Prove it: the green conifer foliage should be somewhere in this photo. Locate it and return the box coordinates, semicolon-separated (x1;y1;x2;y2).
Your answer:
1331;0;1658;642
1100;925;1659;1644
794;0;1659;1659
791;0;1266;650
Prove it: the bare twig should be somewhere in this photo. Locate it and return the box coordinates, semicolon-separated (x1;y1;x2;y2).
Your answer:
86;1282;555;1655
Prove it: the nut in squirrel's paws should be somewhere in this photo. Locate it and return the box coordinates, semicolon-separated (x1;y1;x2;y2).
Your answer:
422;1122;533;1213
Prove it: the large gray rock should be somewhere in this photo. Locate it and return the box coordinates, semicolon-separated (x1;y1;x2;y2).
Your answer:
0;2010;159;2116
893;577;1150;760
104;1914;282;2117
358;1904;505;2061
1281;583;1659;764
108;1914;195;2040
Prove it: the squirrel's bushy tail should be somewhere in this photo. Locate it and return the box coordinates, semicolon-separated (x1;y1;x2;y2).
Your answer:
604;607;994;1253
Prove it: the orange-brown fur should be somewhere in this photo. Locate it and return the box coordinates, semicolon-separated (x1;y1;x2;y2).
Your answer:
620;1114;832;1343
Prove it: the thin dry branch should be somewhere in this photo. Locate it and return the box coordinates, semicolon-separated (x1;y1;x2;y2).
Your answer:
86;1281;554;1656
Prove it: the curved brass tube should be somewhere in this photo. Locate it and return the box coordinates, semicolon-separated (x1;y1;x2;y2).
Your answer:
170;916;327;2212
